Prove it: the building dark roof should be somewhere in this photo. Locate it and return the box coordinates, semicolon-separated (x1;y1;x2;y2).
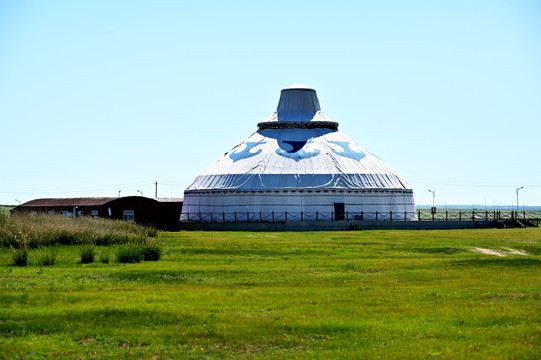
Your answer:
19;198;117;207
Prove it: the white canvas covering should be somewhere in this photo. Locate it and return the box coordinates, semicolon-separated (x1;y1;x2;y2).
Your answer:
181;85;416;221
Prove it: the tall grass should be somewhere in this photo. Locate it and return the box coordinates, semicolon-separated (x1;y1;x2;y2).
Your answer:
0;213;158;248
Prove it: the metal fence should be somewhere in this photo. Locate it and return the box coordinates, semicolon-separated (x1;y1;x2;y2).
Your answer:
181;210;539;225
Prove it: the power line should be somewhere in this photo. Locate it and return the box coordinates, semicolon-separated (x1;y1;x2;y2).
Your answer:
408;180;541;188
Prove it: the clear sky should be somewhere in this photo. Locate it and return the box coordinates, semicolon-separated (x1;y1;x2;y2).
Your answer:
1;0;540;207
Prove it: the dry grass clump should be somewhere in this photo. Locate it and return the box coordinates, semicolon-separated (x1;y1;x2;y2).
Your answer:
0;213;157;249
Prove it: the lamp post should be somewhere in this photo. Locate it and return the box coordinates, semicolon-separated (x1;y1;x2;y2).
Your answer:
15;199;21;205
516;187;523;212
428;189;436;206
137;190;144;197
428;190;436;215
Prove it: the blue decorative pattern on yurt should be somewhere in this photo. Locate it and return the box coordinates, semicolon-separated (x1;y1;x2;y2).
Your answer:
229;142;266;162
328;141;365;161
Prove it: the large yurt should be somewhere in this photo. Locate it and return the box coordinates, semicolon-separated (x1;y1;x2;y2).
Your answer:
180;84;415;222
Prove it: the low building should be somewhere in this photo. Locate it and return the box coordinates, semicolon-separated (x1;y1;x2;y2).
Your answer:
11;196;183;231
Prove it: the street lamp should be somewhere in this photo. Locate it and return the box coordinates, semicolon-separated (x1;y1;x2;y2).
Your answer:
516;187;523;212
428;190;435;208
15;199;21;205
137;190;144;197
428;190;436;215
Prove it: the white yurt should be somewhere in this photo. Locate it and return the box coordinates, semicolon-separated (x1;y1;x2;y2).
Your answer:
180;84;415;222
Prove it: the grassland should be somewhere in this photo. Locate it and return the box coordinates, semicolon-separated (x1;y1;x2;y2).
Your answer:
1;228;540;359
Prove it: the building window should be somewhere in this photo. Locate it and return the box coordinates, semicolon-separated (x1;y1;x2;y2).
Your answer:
48;211;55;216
91;210;99;218
62;211;73;217
123;210;134;222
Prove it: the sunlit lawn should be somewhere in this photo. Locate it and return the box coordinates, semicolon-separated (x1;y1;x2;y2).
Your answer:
1;228;540;359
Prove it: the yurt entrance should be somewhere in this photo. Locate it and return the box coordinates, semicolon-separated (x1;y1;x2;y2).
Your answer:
334;203;345;220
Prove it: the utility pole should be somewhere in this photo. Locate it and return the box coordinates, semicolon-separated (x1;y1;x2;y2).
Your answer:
155;180;158;198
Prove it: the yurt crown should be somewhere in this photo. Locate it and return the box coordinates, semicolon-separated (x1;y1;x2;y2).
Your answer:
257;84;339;131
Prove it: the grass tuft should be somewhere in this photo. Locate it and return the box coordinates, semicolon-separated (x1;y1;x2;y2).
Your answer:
142;240;162;261
78;245;95;264
10;245;28;266
99;249;110;264
36;246;58;266
116;243;143;263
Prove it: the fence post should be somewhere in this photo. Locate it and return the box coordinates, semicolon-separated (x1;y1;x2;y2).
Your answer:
390;211;392;221
459;211;461;221
223;212;225;222
260;211;262;222
316;211;318;221
418;210;421;221
247;211;249;223
485;211;488;221
331;211;334;221
187;212;190;222
404;211;407;221
346;211;349;221
285;211;288;222
472;211;475;221
375;211;378;221
301;211;303;222
361;211;364;221
432;211;434;221
235;212;237;222
210;212;213;222
272;211;274;222
199;212;201;222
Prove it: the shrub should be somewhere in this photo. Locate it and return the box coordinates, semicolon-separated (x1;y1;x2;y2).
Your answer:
78;245;95;264
36;246;58;266
116;243;143;263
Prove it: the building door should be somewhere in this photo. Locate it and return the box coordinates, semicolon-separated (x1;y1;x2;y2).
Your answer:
334;203;345;220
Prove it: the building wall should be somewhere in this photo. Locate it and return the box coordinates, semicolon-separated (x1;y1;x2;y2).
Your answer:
180;189;416;221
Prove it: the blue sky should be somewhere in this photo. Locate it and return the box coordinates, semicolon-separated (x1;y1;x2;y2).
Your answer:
1;0;540;207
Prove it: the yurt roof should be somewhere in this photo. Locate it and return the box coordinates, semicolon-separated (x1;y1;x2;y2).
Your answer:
185;85;411;192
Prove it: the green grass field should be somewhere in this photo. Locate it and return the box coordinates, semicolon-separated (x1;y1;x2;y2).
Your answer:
1;228;540;359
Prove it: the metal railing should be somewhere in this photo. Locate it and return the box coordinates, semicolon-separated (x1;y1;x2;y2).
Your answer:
181;210;538;225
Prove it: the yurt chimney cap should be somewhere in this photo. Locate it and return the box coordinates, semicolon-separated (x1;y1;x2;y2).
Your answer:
282;83;315;91
257;85;338;130
276;84;321;121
